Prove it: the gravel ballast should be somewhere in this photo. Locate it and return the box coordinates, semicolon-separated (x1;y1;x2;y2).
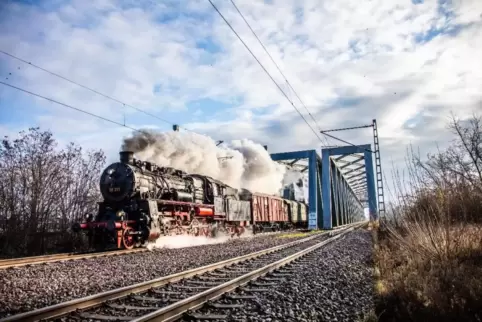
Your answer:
182;228;374;322
0;232;314;318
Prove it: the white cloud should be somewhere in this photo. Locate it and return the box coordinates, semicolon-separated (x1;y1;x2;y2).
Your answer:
0;0;481;204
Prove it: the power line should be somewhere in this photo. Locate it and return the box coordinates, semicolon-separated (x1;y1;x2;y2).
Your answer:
0;50;181;130
207;0;325;144
0;49;230;148
320;131;373;153
0;81;235;160
228;0;330;147
0;81;140;132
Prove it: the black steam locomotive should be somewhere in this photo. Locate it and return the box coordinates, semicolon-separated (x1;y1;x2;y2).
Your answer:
73;151;250;249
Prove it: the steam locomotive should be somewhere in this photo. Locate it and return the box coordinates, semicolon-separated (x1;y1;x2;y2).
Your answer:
72;151;308;249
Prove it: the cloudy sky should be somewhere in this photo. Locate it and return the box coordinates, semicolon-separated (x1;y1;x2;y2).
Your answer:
0;0;481;201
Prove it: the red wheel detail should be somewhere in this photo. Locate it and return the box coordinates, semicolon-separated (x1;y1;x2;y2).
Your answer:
122;227;135;250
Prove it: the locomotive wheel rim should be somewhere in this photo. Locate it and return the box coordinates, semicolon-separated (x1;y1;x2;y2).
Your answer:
122;227;135;250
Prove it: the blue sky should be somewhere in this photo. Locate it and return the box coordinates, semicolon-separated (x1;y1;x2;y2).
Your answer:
0;0;481;198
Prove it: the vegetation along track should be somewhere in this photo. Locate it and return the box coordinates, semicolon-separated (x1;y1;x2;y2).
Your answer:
0;248;147;270
0;222;364;322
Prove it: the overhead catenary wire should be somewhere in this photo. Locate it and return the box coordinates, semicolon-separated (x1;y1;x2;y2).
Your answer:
228;0;330;147
0;50;181;131
0;81;141;133
5;79;225;149
226;2;374;151
0;80;236;160
207;0;326;144
0;49;230;152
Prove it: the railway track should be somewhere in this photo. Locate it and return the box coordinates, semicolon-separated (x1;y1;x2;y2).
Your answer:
0;248;147;270
0;229;306;270
0;222;364;322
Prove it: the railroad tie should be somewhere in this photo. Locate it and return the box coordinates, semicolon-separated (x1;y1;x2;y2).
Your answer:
79;313;132;321
107;303;158;311
208;272;229;277
187;280;222;286
226;295;258;300
260;277;286;282
208;303;245;309
269;273;292;277
149;289;184;296
131;295;179;303
184;313;228;320
174;285;212;290
198;276;232;281
250;282;277;287
239;287;271;293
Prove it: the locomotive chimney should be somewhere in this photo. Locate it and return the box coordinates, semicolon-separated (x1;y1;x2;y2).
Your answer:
120;151;134;164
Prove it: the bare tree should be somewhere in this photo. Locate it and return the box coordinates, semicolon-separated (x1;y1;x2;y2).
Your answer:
378;114;482;322
0;128;105;256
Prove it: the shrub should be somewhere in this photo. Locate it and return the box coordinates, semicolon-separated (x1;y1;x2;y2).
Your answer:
376;114;482;322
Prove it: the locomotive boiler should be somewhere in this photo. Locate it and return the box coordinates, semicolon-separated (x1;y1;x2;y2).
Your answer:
73;151;251;250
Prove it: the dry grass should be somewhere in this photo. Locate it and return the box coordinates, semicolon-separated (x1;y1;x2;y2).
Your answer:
373;114;482;321
276;230;321;238
375;188;482;322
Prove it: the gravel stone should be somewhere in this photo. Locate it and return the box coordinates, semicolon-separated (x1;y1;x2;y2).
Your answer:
182;229;374;322
0;233;310;318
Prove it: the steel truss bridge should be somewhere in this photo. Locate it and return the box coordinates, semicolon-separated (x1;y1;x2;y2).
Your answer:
269;119;385;230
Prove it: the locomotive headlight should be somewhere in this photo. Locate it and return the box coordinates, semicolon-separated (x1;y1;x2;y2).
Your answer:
116;210;125;219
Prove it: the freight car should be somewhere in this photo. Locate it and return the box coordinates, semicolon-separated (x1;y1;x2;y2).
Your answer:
239;190;290;232
72;151;309;250
285;199;308;229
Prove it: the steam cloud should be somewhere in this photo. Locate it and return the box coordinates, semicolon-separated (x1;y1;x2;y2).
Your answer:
122;129;286;195
146;229;257;250
282;169;309;202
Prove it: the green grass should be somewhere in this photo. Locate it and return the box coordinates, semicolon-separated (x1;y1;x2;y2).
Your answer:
276;230;322;238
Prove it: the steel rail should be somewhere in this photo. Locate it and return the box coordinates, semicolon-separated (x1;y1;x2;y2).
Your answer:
0;228;311;270
0;224;359;322
0;248;147;270
132;222;365;322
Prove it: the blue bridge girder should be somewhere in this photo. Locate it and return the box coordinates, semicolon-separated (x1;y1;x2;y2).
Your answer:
270;150;322;230
270;144;376;230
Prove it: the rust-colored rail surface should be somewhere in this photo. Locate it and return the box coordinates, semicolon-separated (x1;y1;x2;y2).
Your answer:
0;248;147;270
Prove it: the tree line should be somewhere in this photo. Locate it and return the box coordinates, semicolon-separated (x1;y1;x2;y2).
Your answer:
0;128;105;257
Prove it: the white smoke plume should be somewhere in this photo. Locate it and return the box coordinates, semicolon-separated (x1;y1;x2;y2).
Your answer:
122;129;286;195
146;235;231;250
281;169;309;202
145;229;257;250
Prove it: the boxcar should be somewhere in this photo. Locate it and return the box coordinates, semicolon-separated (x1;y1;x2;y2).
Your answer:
239;190;290;232
298;202;308;227
285;200;309;228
